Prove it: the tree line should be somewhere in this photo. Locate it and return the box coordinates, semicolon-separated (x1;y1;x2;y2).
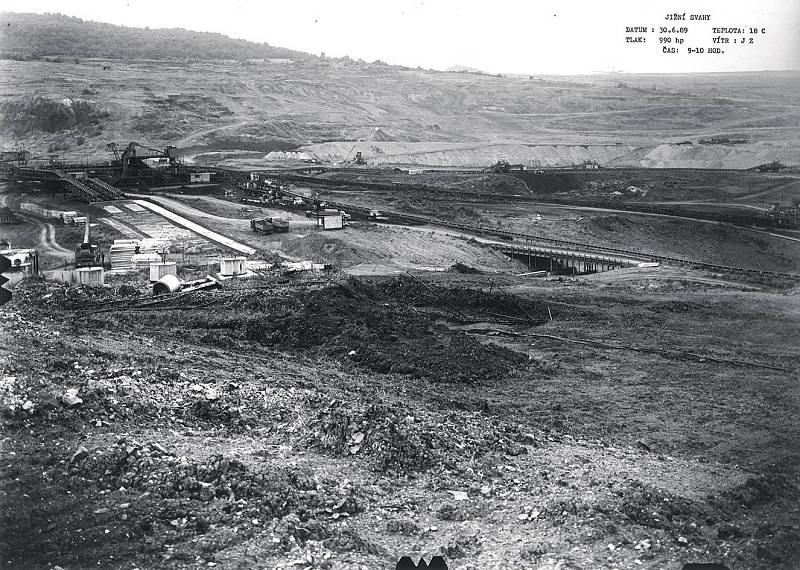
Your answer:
0;12;312;62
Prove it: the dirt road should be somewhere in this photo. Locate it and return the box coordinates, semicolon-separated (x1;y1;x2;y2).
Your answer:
1;184;71;257
648;200;770;212
15;214;73;259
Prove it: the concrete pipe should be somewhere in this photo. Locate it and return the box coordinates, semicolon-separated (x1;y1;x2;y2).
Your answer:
153;273;182;295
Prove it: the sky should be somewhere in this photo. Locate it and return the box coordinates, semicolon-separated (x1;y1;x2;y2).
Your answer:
2;0;799;74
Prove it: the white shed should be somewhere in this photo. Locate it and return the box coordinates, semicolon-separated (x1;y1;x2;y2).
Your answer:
189;172;212;183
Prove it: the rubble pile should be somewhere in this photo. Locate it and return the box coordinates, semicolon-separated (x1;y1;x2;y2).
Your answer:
73;441;328;509
303;395;539;473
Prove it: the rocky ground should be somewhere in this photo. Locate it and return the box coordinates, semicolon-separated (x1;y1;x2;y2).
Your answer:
1;268;798;570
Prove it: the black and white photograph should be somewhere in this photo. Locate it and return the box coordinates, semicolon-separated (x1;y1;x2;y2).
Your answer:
0;1;798;568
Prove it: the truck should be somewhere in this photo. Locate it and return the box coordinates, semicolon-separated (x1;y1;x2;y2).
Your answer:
250;217;289;235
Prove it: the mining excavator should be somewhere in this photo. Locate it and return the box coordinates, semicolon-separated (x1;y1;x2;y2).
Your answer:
342;140;368;165
483;159;524;173
107;142;179;178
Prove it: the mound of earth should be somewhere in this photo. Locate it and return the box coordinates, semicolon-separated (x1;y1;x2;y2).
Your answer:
608;142;800;169
300;142;636;167
264;150;315;161
20;276;540;383
241;277;537;382
0;96;107;135
282;233;360;264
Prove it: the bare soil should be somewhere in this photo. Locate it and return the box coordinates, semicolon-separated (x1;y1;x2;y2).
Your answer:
1;268;798;570
2;59;798;168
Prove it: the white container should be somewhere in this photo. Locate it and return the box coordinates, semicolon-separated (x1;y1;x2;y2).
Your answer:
153;274;182;295
318;215;343;230
74;267;104;286
220;257;247;276
149;262;177;282
52;270;74;284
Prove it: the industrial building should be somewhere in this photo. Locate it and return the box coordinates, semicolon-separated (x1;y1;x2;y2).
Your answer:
0;248;39;275
766;200;800;227
0;207;21;225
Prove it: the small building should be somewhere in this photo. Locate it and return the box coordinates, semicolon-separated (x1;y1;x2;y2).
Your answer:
189;172;212;183
61;211;79;224
0;149;30;165
0;248;39;275
20;203;63;219
0;207;21;225
316;209;344;230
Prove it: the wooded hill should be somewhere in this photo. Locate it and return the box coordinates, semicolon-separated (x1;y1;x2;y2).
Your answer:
0;12;313;61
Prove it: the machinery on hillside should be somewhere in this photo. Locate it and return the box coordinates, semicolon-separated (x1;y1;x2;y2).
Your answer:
342;140;368;165
107;142;180;179
74;216;102;268
0;149;31;166
749;161;785;173
483;159;524;173
251;217;289;235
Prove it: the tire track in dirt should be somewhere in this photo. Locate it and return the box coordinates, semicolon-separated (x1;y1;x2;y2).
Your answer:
14;214;74;258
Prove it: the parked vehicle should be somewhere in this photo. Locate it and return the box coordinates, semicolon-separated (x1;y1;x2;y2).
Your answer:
250;217;289;235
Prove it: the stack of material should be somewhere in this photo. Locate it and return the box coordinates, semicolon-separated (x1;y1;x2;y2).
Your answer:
131;253;161;270
282;260;327;273
108;239;140;270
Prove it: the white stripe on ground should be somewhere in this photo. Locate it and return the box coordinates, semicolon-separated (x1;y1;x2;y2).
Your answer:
130;199;256;255
97;217;146;240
